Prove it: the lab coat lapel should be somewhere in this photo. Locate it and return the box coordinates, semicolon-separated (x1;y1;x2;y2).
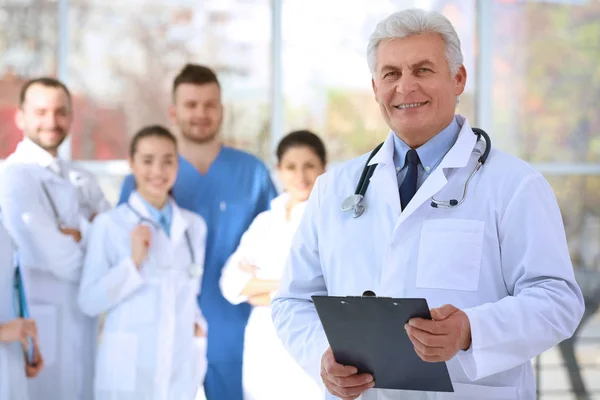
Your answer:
128;193;190;267
127;192;190;244
368;164;401;218
396;167;447;226
39;166;66;185
396;119;478;225
11;140;66;185
367;133;401;217
12;139;55;166
169;200;189;250
128;192;155;223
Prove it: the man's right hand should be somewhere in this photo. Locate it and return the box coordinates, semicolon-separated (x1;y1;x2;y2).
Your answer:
321;347;374;399
59;227;82;243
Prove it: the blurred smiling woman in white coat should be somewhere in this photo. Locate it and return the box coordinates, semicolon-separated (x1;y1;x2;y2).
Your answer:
78;125;208;400
220;130;327;400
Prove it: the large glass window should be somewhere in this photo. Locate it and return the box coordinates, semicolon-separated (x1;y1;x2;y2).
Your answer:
281;0;477;162
490;0;600;163
67;0;272;161
0;0;271;203
0;0;58;158
490;1;600;394
1;0;599;393
490;0;600;270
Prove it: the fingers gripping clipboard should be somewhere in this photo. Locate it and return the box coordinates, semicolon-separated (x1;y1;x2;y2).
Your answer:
312;294;454;392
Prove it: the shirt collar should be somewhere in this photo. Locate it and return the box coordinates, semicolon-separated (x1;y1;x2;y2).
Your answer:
138;194;173;226
15;138;60;169
392;116;460;174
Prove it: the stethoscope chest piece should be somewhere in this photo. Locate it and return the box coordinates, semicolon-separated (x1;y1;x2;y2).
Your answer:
341;194;365;218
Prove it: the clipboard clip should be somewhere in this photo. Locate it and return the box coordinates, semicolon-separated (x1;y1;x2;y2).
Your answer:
361;290;392;299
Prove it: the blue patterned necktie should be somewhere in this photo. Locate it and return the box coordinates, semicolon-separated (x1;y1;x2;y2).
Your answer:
399;149;420;211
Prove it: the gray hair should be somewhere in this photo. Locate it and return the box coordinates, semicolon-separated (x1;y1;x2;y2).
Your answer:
367;9;464;76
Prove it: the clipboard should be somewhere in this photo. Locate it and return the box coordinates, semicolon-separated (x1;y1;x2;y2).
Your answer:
13;263;35;365
312;294;454;392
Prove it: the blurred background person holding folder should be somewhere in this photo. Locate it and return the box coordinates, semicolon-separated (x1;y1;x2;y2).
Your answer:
220;130;326;400
0;77;110;400
0;213;43;400
272;8;584;400
79;125;208;400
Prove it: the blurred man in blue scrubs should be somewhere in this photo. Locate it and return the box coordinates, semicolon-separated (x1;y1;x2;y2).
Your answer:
118;64;278;400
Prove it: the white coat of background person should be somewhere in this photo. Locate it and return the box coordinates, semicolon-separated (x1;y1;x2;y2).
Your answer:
78;125;209;400
220;130;327;400
0;78;110;400
0;215;43;400
272;9;584;400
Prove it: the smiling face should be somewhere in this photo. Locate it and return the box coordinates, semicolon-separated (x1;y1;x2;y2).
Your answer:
129;135;178;205
371;33;466;147
277;145;326;203
169;82;223;144
16;84;72;156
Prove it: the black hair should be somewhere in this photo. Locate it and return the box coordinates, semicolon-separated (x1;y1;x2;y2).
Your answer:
172;64;220;98
129;125;177;158
276;130;327;165
19;77;72;108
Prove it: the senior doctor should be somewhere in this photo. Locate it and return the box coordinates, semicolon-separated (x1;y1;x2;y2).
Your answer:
271;9;584;400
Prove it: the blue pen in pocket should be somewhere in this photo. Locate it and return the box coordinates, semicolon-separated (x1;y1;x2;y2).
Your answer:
13;261;35;365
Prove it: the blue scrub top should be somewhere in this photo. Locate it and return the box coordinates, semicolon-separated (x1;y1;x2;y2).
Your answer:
119;147;278;364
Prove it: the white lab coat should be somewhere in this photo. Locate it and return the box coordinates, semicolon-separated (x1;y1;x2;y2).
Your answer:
0;139;110;400
79;191;208;400
0;219;29;400
220;193;324;400
5;139;111;222
272;115;584;400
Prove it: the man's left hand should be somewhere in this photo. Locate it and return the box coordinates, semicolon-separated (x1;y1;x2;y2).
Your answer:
405;304;471;362
25;340;44;377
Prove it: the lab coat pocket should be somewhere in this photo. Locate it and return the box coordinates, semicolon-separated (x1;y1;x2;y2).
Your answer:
437;382;517;399
121;286;156;325
95;333;138;392
416;219;484;291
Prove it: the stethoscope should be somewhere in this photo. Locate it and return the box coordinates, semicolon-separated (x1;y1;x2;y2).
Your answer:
341;128;491;218
126;204;203;278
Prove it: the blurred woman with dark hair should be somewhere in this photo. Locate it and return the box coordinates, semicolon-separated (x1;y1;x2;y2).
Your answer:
220;130;327;400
